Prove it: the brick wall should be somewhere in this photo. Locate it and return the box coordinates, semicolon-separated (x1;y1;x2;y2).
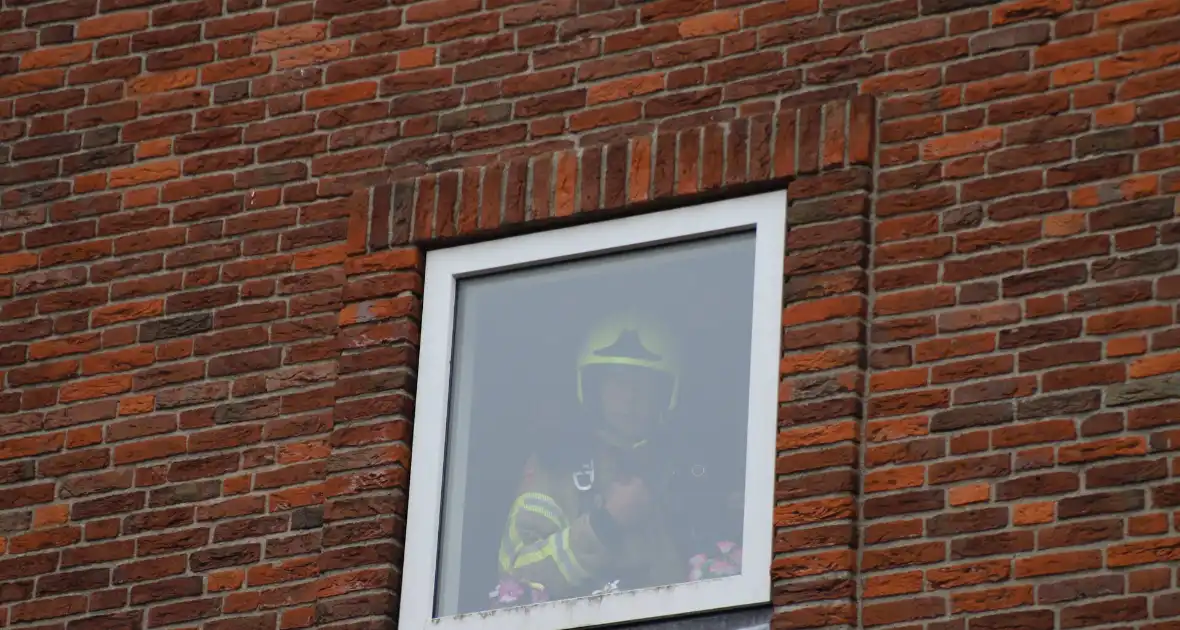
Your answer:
1;0;1178;629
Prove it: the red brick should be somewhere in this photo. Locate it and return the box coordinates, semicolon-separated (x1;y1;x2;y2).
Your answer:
81;346;156;376
1015;550;1104;577
0;3;1177;629
875;286;956;315
77;11;149;39
255;23;326;52
59;375;133;403
863;596;945;626
587;73;666;105
1129;351;1180;378
1087;305;1173;335
21;43;93;70
1097;0;1180;27
109;161;181;188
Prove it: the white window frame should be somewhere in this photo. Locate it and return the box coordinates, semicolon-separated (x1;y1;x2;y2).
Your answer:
399;189;787;630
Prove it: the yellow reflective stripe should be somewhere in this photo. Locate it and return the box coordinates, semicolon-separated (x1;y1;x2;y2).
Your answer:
507;492;567;549
514;538;571;582
511;530;589;585
583;356;672;372
500;493;585;586
520;504;564;529
508;511;523;549
519;492;561;508
519;493;567;525
559;528;590;580
549;539;576;583
499;542;513;573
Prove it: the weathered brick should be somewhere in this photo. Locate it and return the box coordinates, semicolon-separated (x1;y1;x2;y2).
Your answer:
0;1;1177;628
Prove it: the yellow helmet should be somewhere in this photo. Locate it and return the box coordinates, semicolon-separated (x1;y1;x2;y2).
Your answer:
576;313;680;412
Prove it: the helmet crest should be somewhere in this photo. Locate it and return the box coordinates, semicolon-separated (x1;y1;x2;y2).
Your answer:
593;329;662;362
577;314;680;412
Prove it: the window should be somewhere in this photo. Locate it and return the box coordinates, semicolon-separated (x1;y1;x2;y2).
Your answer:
400;190;787;630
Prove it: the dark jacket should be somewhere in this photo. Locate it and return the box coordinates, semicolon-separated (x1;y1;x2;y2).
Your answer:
494;418;743;602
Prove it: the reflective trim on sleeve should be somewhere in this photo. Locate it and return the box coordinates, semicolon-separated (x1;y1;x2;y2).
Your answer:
511;532;591;585
499;543;513;573
518;492;567;527
507;492;567;546
559;527;589;580
500;491;569;575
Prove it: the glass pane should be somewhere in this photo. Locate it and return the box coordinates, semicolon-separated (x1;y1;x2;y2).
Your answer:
434;231;758;618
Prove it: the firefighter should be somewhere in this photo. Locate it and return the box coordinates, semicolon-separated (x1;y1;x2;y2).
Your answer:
489;313;742;608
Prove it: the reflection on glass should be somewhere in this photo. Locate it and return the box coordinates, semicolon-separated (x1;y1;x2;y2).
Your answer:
434;232;758;618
